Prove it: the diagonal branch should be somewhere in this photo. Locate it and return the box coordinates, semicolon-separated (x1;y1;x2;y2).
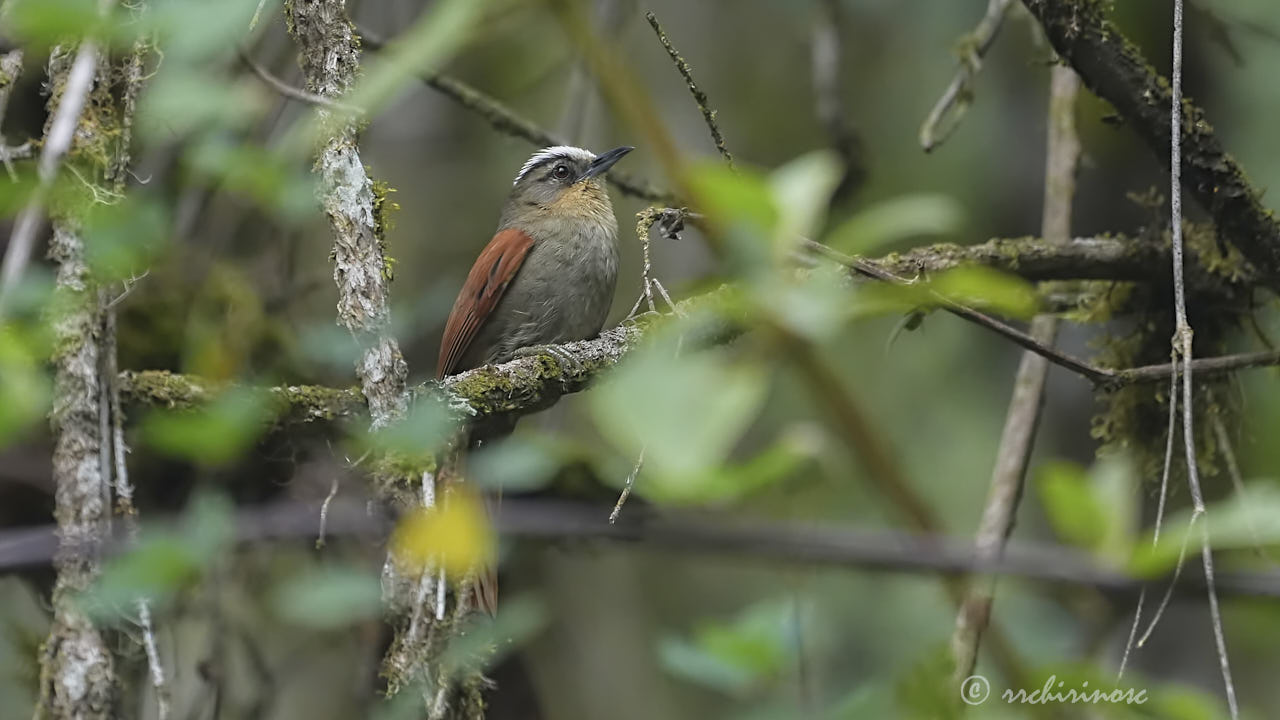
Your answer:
1021;0;1280;291
355;26;674;204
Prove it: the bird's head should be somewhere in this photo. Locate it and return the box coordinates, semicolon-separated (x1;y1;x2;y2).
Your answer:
504;145;632;222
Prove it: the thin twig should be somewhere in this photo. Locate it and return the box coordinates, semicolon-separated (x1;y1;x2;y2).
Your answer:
920;0;1014;152
0;39;103;315
610;446;644;524
645;11;734;168
1168;1;1238;712
315;474;340;549
239;50;364;115
355;25;673;204
1118;365;1177;680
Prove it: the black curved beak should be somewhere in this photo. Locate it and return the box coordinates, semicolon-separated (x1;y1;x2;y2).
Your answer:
582;146;634;179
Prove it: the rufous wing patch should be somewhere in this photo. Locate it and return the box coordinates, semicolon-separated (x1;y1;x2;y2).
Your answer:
437;228;536;378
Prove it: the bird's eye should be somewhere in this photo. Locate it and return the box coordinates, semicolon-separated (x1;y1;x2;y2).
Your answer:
552;164;571;180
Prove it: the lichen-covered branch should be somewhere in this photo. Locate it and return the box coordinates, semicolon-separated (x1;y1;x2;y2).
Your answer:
30;37;121;719
288;0;409;430
1021;0;1280;290
38;217;116;720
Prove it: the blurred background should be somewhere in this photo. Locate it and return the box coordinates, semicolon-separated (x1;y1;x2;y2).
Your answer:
1;0;1279;718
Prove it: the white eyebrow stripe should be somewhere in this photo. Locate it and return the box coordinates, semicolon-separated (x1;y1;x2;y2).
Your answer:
513;145;596;185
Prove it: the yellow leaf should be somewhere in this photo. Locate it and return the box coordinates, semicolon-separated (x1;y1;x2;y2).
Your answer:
390;490;494;579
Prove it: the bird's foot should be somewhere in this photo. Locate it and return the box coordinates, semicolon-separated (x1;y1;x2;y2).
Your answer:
513;344;585;376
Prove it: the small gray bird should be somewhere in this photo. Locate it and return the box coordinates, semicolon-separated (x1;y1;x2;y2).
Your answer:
435;145;632;616
436;145;632;378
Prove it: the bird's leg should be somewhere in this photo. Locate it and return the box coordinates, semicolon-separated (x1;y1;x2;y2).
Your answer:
512;343;585;376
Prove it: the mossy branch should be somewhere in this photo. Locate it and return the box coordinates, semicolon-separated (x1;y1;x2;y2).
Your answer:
115;235;1280;431
1021;0;1280;290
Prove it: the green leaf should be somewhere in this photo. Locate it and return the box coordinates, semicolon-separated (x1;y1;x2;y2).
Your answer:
271;567;383;629
0;325;52;448
635;432;813;505
88;493;233;617
927;266;1039;319
140;68;265;137
827;194;964;255
1130;480;1280;576
687;161;778;236
5;0;108;46
768;150;842;243
589;334;768;482
658;599;797;696
469;436;562;492
144;0;265;61
438;595;547;680
758;264;854;340
364;394;459;458
82;197;170;282
141;387;275;465
1037;462;1107;552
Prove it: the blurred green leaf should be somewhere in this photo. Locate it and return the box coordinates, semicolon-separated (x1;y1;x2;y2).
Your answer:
83;197;170;281
140;69;265;137
769;150;841;245
0;324;53;448
88;493;233;617
470;435;562;492
184;139;316;221
894;645;960;720
5;0;110;46
659;599;796;696
439;594;547;680
287;0;492;153
144;0;265;61
927;266;1039;319
141;386;274;465
826;194;964;255
271;567;382;629
590;334;767;483
1130;480;1280;576
759;265;854;340
365;394;458;458
687;161;778;238
1038;462;1108;552
636;432;813;505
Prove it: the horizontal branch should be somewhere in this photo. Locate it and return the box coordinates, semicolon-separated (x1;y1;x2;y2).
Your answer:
2;498;1278;601
117;236;1279;428
1022;0;1280;290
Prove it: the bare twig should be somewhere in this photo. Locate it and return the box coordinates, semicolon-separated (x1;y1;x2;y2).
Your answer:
951;64;1080;686
920;0;1014;152
0;40;103;315
1118;364;1178;680
356;25;673;204
1167;2;1238;713
239;50;364;115
645;11;734;168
